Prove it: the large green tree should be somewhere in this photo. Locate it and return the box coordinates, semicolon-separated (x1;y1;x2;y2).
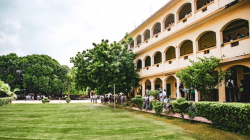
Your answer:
0;53;22;90
70;34;139;97
176;56;230;100
20;54;68;99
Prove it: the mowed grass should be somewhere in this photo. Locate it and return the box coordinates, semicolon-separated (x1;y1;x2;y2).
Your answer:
0;104;249;140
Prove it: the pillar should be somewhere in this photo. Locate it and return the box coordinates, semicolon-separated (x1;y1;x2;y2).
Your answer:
151;80;155;91
195;90;198;102
176;78;180;98
142;82;145;97
216;30;222;58
219;79;226;102
151;56;154;66
162;79;166;92
176;46;179;68
237;66;244;100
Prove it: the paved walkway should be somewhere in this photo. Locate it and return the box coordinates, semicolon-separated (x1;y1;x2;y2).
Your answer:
13;100;101;104
128;107;212;124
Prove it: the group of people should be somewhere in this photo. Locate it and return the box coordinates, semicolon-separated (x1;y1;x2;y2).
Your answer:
90;94;98;103
201;0;214;11
179;83;195;101
166;21;175;28
224;33;249;44
154;29;160;35
184;11;192;18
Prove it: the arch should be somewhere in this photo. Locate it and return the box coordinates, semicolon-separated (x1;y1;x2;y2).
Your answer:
152;22;161;35
153;51;162;64
153;78;163;91
177;3;192;21
144;56;151;67
179;40;193;56
224;65;250;102
196;0;211;10
143;29;150;41
144;79;152;90
136;59;142;69
196;31;216;51
165;46;176;61
163;13;175;28
221;19;249;43
136;35;142;45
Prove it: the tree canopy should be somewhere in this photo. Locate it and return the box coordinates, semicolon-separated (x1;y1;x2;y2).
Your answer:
176;56;230;100
70;34;139;96
0;53;69;98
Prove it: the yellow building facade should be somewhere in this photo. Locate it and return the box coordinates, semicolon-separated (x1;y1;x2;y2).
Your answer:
130;0;250;102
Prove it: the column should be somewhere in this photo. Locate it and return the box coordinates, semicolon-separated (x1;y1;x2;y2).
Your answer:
237;67;244;100
176;46;179;68
151;80;155;91
195;90;198;102
162;79;166;92
216;30;222;58
151;56;154;66
142;82;145;97
162;52;165;71
219;80;226;102
176;78;180;98
193;39;198;62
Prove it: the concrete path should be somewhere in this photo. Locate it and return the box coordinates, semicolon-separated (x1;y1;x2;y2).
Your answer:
13;100;101;104
128;107;212;124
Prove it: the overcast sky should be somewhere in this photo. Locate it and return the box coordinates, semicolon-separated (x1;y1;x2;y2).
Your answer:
0;0;169;67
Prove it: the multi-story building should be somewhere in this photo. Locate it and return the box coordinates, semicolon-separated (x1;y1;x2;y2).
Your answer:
129;0;250;102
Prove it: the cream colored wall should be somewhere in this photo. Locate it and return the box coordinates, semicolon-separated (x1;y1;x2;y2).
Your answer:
133;2;250;78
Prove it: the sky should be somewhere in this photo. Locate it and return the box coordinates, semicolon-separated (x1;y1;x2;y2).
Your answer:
0;0;169;67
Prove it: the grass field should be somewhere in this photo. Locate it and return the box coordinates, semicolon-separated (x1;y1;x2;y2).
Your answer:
0;103;249;140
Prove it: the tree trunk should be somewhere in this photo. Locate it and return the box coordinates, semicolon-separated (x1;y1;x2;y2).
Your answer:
68;78;70;98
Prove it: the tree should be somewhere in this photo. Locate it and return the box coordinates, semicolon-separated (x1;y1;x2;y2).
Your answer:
20;54;68;99
0;53;22;90
70;33;139;96
176;56;230;100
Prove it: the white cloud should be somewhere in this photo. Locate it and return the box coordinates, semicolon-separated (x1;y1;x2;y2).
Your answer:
0;0;169;67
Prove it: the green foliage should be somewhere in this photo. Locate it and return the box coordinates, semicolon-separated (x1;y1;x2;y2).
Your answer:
42;97;50;104
131;95;144;110
187;105;197;120
149;100;157;109
66;97;71;103
195;102;250;134
152;101;164;115
0;80;19;98
149;90;159;100
176;56;230;100
70;34;139;96
172;98;193;119
0;97;13;106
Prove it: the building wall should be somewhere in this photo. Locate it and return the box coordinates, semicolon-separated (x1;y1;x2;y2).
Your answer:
130;0;250;102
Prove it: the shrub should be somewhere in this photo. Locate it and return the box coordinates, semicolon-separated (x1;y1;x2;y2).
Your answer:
152;101;164;115
0;97;13;106
66;97;71;103
195;102;250;134
187;105;198;120
42;97;50;104
131;95;144;110
172;98;193;119
149;90;159;100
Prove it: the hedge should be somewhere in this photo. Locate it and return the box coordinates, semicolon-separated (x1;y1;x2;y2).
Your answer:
195;102;250;134
0;97;13;106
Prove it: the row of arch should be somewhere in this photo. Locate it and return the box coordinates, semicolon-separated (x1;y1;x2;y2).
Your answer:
136;19;249;69
133;0;216;46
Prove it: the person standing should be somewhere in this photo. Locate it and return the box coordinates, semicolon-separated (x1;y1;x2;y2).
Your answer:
163;89;166;99
167;95;175;114
145;88;149;95
90;94;93;103
94;94;97;103
121;95;124;106
191;87;195;101
142;94;149;111
179;83;185;98
158;91;163;101
164;96;168;110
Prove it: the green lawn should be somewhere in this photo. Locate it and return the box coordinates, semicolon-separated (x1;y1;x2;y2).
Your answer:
0;104;249;140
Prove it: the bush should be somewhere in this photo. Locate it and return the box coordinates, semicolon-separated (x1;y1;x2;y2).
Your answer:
195;102;250;134
149;90;159;100
0;97;13;106
131;95;144;110
187;105;198;120
172;98;193;119
152;101;164;115
66;97;71;103
42;97;50;104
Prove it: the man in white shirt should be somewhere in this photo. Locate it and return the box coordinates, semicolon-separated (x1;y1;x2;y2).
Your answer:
90;94;93;103
159;91;163;100
145;88;149;95
163;89;166;99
